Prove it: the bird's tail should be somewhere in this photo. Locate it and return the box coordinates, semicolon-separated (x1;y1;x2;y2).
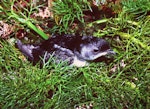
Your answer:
16;40;34;61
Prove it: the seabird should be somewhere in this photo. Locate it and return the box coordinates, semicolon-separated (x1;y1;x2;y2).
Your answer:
16;34;115;67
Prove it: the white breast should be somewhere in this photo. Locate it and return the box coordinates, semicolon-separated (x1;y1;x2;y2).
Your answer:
71;56;89;67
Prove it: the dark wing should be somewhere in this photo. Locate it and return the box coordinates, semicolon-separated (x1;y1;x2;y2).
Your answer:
40;34;83;52
16;35;77;65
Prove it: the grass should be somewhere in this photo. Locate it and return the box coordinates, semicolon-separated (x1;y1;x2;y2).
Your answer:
0;0;150;108
0;36;150;108
0;0;49;39
122;0;150;20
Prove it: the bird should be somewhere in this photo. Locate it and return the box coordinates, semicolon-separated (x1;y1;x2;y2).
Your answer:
16;34;115;67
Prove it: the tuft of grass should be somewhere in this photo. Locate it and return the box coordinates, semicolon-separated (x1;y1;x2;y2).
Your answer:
122;0;150;20
52;0;90;33
0;0;49;40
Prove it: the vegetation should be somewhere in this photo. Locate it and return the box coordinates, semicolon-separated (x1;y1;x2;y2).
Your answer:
0;0;150;108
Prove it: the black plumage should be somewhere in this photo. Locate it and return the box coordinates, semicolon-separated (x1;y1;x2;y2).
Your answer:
16;34;115;67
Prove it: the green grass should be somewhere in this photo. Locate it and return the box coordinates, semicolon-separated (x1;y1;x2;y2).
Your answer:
122;0;150;20
0;0;49;40
0;0;150;108
0;35;150;108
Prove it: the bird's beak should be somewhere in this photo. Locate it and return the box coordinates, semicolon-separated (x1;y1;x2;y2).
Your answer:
106;49;116;55
104;49;116;59
87;49;116;61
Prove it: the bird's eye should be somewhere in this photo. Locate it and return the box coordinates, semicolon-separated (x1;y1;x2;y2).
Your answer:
93;49;99;52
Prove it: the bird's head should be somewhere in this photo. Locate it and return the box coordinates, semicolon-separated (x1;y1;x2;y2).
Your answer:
75;36;115;61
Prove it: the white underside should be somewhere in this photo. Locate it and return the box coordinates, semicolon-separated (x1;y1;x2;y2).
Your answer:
71;51;113;67
71;56;89;67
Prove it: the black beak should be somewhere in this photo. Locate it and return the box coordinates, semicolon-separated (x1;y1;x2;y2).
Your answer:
105;49;116;58
107;49;116;55
93;49;116;63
